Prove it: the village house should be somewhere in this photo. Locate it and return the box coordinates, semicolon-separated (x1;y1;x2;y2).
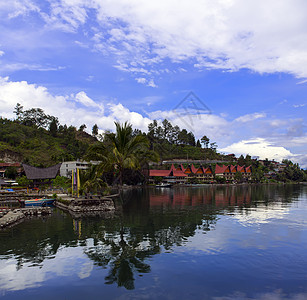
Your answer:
149;163;252;184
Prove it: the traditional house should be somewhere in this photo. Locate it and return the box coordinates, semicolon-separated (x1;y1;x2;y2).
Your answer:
215;165;233;180
215;164;252;181
176;164;186;172
194;165;214;182
149;168;187;184
149;163;251;184
23;163;61;187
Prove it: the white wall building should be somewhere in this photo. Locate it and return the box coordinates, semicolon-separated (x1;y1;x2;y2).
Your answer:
60;161;100;178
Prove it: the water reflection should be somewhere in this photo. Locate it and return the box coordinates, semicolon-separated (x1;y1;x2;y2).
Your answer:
0;184;306;297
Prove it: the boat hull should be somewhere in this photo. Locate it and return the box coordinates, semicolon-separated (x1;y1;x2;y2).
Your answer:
23;198;55;207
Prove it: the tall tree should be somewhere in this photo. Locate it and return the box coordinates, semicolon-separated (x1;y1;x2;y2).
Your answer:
92;124;99;137
201;135;210;148
79;124;87;132
162;119;173;141
13;103;23;121
49;117;58;137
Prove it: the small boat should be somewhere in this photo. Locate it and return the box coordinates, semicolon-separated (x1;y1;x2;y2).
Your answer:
19;198;55;207
155;183;172;188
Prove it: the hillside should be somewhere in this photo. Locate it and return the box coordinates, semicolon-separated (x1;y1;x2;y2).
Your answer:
0;117;96;167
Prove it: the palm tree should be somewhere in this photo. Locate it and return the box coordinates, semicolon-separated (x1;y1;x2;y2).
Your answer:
107;121;156;185
80;164;107;194
87;121;158;186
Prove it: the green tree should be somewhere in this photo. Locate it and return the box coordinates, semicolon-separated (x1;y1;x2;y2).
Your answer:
201;135;210;148
4;166;18;179
88;122;157;186
92;124;99;137
178;129;189;145
162;119;173;141
13;103;24;121
52;176;70;188
238;155;245;166
16;175;30;186
234;171;243;183
49;117;58;137
79;124;87;132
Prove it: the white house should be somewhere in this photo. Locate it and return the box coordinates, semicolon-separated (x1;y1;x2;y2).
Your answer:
60;160;100;178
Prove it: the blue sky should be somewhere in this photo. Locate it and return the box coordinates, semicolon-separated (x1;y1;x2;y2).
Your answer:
0;0;306;167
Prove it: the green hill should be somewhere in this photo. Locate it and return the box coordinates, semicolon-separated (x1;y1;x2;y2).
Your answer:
0;117;96;167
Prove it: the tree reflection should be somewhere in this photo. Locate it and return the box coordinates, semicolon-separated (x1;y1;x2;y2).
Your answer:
0;184;305;290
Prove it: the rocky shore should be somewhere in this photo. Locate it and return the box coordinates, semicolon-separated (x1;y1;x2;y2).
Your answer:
54;194;118;217
0;207;52;229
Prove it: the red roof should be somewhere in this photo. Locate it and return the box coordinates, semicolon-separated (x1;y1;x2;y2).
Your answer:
215;165;230;174
170;164;176;171
149;169;187;177
230;165;237;173
0;163;21;167
171;170;187;177
184;164;197;174
176;164;186;172
245;166;252;173
203;167;213;174
149;170;171;177
191;164;197;173
237;165;245;172
195;166;205;174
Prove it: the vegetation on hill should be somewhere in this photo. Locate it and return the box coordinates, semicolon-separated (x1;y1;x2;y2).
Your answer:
0;104;96;166
1;104;306;188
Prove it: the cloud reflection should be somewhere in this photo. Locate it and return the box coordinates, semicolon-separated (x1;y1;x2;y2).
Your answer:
0;245;93;293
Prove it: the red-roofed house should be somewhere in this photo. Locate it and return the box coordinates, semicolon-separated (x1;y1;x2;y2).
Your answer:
194;166;214;182
170;164;176;171
149;168;187;184
215;165;233;180
176;164;185;172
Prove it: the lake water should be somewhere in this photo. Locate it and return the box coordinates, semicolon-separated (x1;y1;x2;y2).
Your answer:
0;185;306;299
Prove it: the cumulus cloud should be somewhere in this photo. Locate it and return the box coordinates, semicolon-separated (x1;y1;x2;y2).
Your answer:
219;138;294;161
0;76;150;132
75;91;103;110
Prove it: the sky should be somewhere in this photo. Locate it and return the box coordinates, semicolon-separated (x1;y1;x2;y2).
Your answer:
0;0;306;167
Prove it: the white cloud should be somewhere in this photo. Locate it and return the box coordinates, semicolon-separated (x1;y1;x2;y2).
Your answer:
0;76;150;132
3;1;307;81
0;61;65;73
135;77;146;84
293;103;306;108
38;0;307;79
0;0;39;19
234;112;266;123
219;138;294;161
75;91;103;110
135;77;157;87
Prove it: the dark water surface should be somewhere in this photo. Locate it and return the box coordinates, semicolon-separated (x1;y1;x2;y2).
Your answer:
0;185;306;299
